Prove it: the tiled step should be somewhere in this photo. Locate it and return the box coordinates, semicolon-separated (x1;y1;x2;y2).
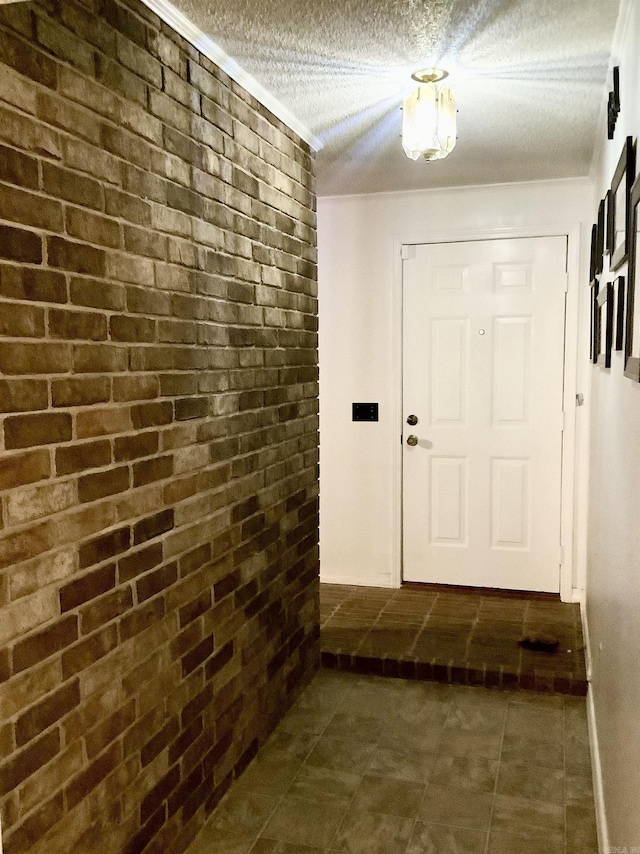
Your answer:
321;650;587;695
320;583;588;696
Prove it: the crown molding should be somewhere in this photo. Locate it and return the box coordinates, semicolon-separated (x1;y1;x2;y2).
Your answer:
141;0;323;152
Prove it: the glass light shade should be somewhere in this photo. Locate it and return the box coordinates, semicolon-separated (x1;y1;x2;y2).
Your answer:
402;82;457;162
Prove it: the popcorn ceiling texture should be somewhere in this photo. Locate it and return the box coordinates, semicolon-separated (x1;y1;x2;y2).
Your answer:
176;0;621;195
0;0;319;851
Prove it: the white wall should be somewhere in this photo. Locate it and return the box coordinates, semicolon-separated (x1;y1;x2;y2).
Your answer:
587;0;640;847
318;177;594;590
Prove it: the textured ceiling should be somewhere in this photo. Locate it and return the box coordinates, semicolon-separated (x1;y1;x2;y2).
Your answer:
175;0;620;196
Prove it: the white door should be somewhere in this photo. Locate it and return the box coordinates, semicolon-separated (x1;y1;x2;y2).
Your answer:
402;237;567;593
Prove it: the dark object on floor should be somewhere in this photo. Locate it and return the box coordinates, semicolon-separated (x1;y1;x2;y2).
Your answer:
518;633;560;652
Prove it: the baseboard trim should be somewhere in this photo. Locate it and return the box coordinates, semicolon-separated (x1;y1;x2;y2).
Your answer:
581;599;608;854
319;572;394;589
579;595;592;682
587;685;609;854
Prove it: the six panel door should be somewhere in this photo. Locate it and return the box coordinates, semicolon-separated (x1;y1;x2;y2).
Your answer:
402;236;567;592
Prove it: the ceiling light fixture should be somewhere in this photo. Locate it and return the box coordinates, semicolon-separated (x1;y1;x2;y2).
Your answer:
402;68;456;162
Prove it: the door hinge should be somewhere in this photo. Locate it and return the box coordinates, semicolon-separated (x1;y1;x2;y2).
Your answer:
561;411;566;432
559;545;564;566
401;245;415;261
563;272;569;293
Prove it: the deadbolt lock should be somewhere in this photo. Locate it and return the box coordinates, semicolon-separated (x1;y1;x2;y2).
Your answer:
406;435;419;446
406;414;418;426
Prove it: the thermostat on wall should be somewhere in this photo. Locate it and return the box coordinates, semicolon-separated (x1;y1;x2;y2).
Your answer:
352;403;378;422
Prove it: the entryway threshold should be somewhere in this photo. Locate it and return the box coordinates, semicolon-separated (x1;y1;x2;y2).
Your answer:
320;583;588;695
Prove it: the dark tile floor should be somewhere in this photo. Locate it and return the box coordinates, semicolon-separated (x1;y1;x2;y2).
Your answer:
186;669;597;854
320;584;588;696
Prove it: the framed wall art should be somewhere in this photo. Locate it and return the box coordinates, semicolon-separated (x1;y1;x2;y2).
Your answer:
596;197;606;275
597;281;614;369
609;136;636;271
615;275;626;351
591;278;600;365
608;66;620;140
589;222;599;283
625;172;640;380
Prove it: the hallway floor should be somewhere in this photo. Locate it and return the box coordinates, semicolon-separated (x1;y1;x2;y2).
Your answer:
320;584;588;696
186;669;597;854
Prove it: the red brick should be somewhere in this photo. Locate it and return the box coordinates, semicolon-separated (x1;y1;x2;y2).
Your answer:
4;412;72;449
0;342;69;375
61;623;118;678
35;15;96;75
0;224;42;262
113;374;159;402
0;449;50;491
0;143;39;189
133;454;173;487
114;431;159;461
36;90;101;145
140;766;180;824
78;466;130;502
0;266;66;303
78;526;131;569
0;379;48;413
140;716;179;767
80;586;133;634
76;405;131;437
110;314;156;342
119;596;165;642
126;284;171;316
67;208;122;249
65;742;120;809
60;565;117;612
118;542;163;583
56;439;112;475
105;189;152;225
181;633;214;677
179;590;211;628
73;343;128;374
0;730;61;796
15;680;81;746
0;184;63;232
51;376;110;407
133;509;174;545
42;162;104;210
70;277;125;311
124;224;167;259
85;700;135;759
131;401;173;429
136;562;177;602
49;308;108;341
13;615;78;673
3;792;64;854
47;236;106;276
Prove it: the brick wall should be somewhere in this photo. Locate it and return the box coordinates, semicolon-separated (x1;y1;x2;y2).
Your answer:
0;0;319;851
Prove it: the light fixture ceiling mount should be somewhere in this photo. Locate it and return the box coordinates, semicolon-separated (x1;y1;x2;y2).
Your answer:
410;68;449;84
402;67;456;163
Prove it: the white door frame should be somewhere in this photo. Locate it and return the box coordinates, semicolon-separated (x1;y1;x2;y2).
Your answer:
390;223;581;603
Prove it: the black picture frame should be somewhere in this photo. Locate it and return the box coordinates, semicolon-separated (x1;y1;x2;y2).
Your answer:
591;278;600;365
589;223;598;282
597;281;614;369
596;197;606;275
608;66;620;140
615;275;625;351
625;173;640;380
609;136;636;271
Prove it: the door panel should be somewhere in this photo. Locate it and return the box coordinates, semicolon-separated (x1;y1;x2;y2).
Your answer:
402;236;567;593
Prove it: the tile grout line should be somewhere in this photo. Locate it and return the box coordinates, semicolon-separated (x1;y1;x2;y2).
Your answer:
482;690;510;854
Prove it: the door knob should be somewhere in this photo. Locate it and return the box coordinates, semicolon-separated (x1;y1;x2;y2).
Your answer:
406;414;418;426
406;435;419;446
